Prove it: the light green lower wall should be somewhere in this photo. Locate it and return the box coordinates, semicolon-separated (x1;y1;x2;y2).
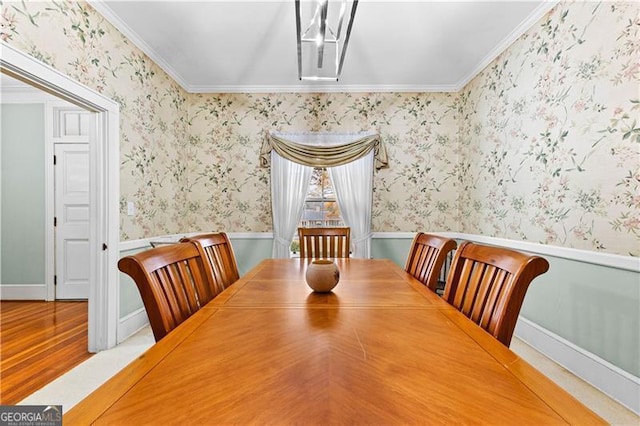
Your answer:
118;246;148;317
228;238;273;276
230;237;411;274
371;238;414;269
118;235;639;378
520;254;639;377
1;104;46;285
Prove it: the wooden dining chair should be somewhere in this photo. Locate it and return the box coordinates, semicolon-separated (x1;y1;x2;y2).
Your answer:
443;241;549;347
405;232;457;293
181;233;240;290
118;242;218;342
298;227;351;258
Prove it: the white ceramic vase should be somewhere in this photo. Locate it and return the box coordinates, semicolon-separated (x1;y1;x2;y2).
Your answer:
305;260;340;293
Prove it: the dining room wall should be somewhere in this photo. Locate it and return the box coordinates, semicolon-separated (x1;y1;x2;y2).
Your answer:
457;1;639;257
453;1;640;399
186;92;461;234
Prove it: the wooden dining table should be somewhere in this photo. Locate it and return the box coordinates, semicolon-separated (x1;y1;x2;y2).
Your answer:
65;258;604;425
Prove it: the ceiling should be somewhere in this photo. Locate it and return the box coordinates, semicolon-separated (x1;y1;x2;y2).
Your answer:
92;1;554;93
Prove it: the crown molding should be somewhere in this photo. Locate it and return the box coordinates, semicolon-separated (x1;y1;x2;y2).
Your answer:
186;83;460;94
454;0;559;90
87;0;190;91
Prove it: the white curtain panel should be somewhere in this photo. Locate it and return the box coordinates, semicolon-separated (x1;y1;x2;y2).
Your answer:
270;131;376;259
270;150;313;258
328;151;374;258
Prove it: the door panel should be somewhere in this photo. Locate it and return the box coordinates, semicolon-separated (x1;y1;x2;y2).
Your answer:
55;143;90;299
63;239;90;280
54;108;91;140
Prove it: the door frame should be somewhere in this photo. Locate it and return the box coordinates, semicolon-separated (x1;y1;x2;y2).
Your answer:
1;41;120;352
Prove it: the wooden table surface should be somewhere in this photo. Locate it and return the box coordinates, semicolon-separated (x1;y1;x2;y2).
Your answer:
65;259;604;425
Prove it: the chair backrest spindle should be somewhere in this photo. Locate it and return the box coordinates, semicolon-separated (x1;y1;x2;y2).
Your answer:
181;233;240;291
404;232;457;293
298;227;351;258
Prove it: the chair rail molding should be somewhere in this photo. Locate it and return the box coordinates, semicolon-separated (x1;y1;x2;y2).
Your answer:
119;232;274;252
371;232;639;273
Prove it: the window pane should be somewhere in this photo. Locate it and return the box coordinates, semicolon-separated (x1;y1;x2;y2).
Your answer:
323;201;341;222
321;169;335;200
307;169;336;200
301;201;342;227
307;169;323;199
302;201;325;227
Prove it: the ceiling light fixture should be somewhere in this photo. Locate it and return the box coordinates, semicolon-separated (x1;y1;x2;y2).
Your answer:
295;0;358;81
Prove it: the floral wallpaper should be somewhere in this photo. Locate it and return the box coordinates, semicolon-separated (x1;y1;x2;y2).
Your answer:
2;1;638;256
458;1;639;256
187;92;459;233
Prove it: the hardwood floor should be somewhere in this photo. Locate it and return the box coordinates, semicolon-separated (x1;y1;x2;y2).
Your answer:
0;301;92;405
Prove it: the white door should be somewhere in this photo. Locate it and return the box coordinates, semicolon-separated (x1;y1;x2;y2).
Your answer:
55;143;90;299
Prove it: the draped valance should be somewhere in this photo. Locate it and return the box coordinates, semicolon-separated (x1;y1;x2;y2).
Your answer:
260;133;389;170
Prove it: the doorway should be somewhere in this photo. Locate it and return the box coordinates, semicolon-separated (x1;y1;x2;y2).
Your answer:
1;93;91;301
1;43;120;351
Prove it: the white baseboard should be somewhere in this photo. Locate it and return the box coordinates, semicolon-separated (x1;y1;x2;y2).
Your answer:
0;284;47;300
515;316;640;415
117;308;149;344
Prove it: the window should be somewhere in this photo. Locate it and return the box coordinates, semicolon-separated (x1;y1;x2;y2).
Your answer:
291;168;344;255
301;168;344;227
